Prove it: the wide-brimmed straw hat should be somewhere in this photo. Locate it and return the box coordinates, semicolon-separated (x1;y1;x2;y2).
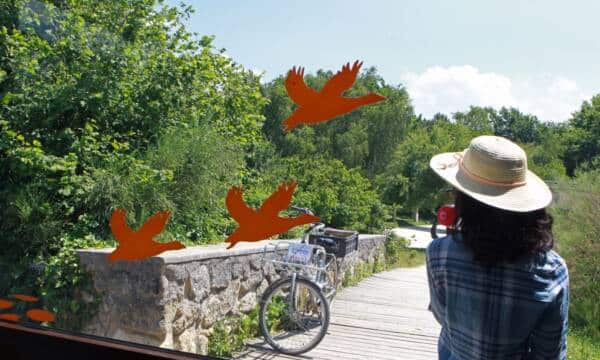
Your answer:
429;135;552;212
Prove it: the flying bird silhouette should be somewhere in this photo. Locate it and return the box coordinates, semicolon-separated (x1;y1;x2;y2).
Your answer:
108;209;185;262
282;60;386;133
224;181;320;249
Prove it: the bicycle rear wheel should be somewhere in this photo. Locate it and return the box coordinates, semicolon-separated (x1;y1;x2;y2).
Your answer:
259;277;330;355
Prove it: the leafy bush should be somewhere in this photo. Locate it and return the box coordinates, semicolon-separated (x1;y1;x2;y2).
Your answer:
384;233;425;269
208;307;260;357
254;155;388;234
86;123;245;244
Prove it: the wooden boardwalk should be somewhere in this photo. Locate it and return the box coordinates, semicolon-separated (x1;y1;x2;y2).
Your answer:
234;265;441;360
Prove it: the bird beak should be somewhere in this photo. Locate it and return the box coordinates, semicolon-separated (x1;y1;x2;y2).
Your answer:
308;215;321;223
374;94;386;102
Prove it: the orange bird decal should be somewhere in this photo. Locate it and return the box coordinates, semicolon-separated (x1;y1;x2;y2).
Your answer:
12;294;38;302
0;295;55;323
108;209;185;263
0;299;13;309
224;181;320;249
282;60;385;133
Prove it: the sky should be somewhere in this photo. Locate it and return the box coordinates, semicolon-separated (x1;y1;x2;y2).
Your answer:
169;0;600;122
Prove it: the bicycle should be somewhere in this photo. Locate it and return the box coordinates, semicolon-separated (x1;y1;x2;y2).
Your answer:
258;205;342;355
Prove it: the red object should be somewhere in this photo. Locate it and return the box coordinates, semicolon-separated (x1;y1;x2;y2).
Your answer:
437;205;457;227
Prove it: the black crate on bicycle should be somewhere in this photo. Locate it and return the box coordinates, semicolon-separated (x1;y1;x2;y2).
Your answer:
308;228;359;257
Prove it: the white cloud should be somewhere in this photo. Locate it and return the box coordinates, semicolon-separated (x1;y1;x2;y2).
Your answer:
400;65;591;122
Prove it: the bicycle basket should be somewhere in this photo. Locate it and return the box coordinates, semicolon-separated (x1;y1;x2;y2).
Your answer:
308;228;358;257
265;242;321;277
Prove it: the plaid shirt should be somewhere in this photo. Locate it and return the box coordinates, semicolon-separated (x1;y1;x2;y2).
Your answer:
426;234;569;360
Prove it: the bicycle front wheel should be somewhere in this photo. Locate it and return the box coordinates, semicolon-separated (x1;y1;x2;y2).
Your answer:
259;277;330;355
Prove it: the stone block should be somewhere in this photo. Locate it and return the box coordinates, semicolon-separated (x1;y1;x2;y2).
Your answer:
239;292;257;314
201;295;221;328
240;271;263;294
210;259;232;289
219;279;240;315
231;259;250;279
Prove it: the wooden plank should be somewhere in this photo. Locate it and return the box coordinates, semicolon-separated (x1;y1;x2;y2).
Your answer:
234;265;440;360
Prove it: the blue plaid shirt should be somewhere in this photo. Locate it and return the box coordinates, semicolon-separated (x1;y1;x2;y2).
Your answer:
426;234;569;360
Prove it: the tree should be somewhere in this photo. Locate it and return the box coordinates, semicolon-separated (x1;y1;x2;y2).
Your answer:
260;66;414;177
453;106;494;133
490;107;542;143
376;121;476;220
563;95;600;175
252;155;387;233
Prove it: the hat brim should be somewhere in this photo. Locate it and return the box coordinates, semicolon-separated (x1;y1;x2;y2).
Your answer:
430;152;552;213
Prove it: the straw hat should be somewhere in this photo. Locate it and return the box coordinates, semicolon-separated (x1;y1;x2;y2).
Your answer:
429;135;552;212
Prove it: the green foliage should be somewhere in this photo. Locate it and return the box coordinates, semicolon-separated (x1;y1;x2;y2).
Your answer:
384;233;425;269
87;123;245;244
255;155;387;233
342;262;373;287
0;0;264;330
207;306;261;357
343;234;425;287
260;67;414;177
564;95;600;175
453;106;495;134
567;329;600;360
263;295;292;333
490;107;543;144
38;234;104;330
384;233;410;267
552;170;600;343
376;120;477;215
522;140;567;181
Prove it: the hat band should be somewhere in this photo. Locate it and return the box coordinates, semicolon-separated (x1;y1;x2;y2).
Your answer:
455;153;527;188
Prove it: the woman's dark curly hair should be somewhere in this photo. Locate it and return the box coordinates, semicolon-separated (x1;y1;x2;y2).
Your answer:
453;190;554;265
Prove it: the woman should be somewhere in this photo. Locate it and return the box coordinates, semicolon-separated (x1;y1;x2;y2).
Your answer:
426;135;569;360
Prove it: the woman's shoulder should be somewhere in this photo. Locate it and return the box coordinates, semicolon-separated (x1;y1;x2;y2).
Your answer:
545;249;568;269
528;249;569;281
426;233;472;259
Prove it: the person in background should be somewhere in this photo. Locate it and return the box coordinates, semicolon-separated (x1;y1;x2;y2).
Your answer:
426;135;569;360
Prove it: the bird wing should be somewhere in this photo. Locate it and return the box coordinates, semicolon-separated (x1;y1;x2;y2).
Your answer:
259;181;297;217
285;66;319;107
137;211;170;241
109;209;136;245
320;60;363;97
226;186;256;223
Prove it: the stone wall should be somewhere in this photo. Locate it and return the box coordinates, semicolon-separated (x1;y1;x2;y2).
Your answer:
76;234;386;355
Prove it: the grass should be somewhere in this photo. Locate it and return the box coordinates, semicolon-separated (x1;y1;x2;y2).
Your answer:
551;171;600;359
342;234;425;288
568;329;600;360
396;217;433;227
384;233;426;268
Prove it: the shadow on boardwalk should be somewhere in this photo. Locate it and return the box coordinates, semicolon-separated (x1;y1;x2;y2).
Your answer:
235;265;441;360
